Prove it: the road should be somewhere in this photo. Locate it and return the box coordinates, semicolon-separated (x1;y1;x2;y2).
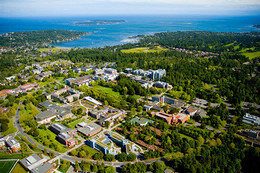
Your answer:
13;107;162;168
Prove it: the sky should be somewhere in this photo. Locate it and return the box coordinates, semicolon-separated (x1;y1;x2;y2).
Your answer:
0;0;260;17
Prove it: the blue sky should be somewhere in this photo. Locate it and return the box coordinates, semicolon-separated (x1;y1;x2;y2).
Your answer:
0;0;260;17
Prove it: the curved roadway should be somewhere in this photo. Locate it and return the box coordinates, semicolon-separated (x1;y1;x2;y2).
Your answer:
14;107;163;167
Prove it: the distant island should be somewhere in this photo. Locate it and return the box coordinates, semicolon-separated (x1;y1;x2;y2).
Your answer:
73;20;126;26
253;25;260;28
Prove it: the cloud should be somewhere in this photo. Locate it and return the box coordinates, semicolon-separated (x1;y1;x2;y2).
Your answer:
0;0;259;17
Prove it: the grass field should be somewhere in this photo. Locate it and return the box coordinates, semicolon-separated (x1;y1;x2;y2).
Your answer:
1;119;17;136
37;47;61;53
68;118;85;129
31;128;67;153
0;152;32;159
0;160;16;173
82;145;99;157
19;104;40;123
93;85;121;98
121;46;169;53
12;163;27;173
241;51;260;60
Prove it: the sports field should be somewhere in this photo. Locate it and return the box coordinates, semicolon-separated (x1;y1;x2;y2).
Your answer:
0;160;17;173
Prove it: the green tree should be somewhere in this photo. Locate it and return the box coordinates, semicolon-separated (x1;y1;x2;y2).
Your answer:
127;152;137;161
117;152;127;162
104;166;115;173
104;154;115;161
75;160;80;171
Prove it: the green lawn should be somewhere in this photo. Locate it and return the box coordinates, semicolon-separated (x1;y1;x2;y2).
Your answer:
0;151;31;159
19;104;40;123
12;163;27;173
121;46;169;53
37;47;62;53
68;118;85;129
241;51;260;60
1;119;17;136
92;85;121;98
0;160;16;173
30;128;67;153
92;85;142;100
82;145;99;156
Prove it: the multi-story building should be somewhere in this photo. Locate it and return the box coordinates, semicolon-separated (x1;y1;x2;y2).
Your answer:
39;101;74;120
94;69;104;75
86;135;119;155
57;133;78;147
154;112;188;125
104;68;117;75
107;132;137;154
49;123;75;135
76;122;102;137
153;81;172;89
152;96;185;108
5;136;21;153
35;110;57;125
243;113;260;126
68;76;93;87
20;154;55;173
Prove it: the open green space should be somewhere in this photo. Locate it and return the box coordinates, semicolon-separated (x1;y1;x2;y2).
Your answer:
68;118;85;129
241;51;260;59
121;46;169;53
0;160;16;173
1;119;17;136
12;163;27;173
37;47;62;53
0;151;31;159
19;103;40;123
92;85;121;98
30;128;67;153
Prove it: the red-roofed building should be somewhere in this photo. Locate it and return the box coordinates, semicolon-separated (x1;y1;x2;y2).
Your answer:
154;112;188;125
20;83;38;92
0;89;13;99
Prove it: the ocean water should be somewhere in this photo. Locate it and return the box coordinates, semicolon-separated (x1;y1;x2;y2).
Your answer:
0;15;259;48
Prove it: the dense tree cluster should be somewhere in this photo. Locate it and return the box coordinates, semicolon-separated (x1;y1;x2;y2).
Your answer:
0;30;88;48
139;31;260;53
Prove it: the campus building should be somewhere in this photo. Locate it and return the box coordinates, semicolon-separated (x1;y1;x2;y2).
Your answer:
0;136;21;153
76;122;102;137
107;132;137;154
49;123;77;147
152;95;185;108
20;154;55;173
86;135;120;155
154;112;188;125
57;133;78;147
38;101;74;121
35;110;57;125
49;123;75;135
129;117;154;126
243;113;260;126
